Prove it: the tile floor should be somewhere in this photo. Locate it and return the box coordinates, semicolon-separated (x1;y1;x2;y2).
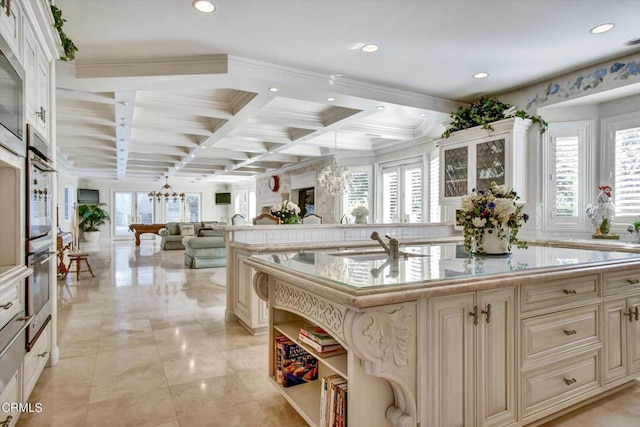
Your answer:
15;239;640;426
17;239;307;427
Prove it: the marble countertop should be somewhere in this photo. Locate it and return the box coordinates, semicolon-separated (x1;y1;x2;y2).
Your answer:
245;242;640;308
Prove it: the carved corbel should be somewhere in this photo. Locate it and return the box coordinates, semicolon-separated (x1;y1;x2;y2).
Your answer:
344;304;417;427
253;271;269;301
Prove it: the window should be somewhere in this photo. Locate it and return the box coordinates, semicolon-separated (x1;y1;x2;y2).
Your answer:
63;185;74;223
164;193;201;222
543;121;593;230
429;153;441;222
234;189;256;219
603;113;640;222
343;167;371;222
379;158;423;223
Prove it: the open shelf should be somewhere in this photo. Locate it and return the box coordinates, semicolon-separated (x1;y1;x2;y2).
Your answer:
269;375;321;427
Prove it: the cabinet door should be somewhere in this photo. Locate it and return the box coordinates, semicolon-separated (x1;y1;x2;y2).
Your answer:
475;138;506;191
23;25;38;127
35;50;49;134
627;296;640;374
0;0;21;61
443;145;469;198
427;293;475;427
603;299;627;384
476;288;516;427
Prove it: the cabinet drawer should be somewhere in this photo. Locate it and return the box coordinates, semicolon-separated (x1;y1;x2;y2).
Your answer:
0;280;23;330
522;350;600;418
603;269;640;296
0;369;20;427
23;323;50;400
521;275;599;312
522;305;599;364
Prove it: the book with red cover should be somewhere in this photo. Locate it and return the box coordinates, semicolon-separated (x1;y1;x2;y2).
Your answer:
298;334;346;356
274;335;293;384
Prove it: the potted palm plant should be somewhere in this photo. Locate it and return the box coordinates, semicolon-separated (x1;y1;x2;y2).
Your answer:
78;203;110;242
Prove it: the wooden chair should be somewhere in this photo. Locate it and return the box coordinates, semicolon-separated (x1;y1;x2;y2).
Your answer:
302;213;322;224
64;251;95;280
231;214;246;225
253;213;281;225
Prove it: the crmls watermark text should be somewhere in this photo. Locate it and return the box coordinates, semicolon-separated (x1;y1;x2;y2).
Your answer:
1;403;43;413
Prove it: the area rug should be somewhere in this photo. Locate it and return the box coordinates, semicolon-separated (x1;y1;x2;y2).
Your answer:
209;267;227;289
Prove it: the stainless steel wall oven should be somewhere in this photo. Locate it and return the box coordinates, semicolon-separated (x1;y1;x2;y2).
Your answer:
25;123;55;350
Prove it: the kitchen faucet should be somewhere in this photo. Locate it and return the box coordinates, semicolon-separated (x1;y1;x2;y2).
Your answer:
370;232;402;260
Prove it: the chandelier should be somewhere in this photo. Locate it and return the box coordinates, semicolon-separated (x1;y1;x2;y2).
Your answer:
318;133;353;195
148;176;185;203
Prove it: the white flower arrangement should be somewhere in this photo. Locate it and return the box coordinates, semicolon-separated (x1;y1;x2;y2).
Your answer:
351;206;369;216
457;182;528;254
271;200;301;224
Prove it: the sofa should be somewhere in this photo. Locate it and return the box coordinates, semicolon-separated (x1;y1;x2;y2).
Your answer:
182;232;227;269
158;221;226;250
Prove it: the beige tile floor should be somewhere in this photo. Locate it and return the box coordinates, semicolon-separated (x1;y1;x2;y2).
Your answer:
15;239;640;426
17;239;307;427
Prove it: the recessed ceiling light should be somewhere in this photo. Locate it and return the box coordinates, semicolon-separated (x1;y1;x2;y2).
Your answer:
376;105;385;110
624;37;640;46
269;87;278;92
590;23;615;34
362;44;379;53
190;154;195;157
326;97;336;102
192;0;215;13
473;72;489;79
419;113;427;117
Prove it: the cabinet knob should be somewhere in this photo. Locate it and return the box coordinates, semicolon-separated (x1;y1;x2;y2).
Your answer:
627;279;640;285
563;378;577;386
562;289;577;295
37;351;48;358
563;329;577;336
0;415;13;427
623;308;638;322
0;301;13;310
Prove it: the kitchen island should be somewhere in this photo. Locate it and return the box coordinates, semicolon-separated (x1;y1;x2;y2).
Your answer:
244;242;640;427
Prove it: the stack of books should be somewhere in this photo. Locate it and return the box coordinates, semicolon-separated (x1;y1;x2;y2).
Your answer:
298;326;346;357
320;374;348;427
274;335;318;387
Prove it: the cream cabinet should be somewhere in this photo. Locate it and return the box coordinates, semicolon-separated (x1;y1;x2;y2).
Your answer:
426;287;516;427
23;322;50;400
23;23;49;136
603;295;640;384
438;117;531;206
0;369;20;427
0;0;22;62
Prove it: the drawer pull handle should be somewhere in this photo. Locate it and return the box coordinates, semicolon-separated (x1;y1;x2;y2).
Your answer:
0;415;13;427
563;378;577;386
37;351;48;358
469;306;479;325
481;304;492;324
562;289;577;295
623;308;639;322
627;279;640;284
563;329;577;335
0;301;13;310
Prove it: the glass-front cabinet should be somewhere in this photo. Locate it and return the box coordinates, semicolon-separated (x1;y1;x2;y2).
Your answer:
439;117;531;205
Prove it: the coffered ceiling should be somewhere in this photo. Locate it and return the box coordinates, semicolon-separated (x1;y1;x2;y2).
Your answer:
54;0;640;184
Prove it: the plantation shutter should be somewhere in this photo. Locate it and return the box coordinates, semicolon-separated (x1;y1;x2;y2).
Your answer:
344;171;370;222
64;187;71;221
614;126;640;216
429;155;441;222
382;170;398;223
405;166;422;222
554;136;580;217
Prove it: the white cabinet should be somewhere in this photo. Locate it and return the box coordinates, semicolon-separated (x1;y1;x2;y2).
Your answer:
426;287;516;427
603;295;640;384
0;0;22;62
23;23;49;136
232;251;268;334
23;322;50;400
438;117;531;206
0;369;20;427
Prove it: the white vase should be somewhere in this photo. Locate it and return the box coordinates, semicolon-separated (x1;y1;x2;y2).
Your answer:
479;228;509;254
83;231;100;242
354;215;367;224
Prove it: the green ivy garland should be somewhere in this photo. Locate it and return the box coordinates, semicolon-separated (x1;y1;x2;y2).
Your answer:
442;97;548;139
50;4;78;61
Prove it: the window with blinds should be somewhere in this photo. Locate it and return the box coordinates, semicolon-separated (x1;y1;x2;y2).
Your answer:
382;169;398;223
64;186;72;222
554;136;580;217
429;155;441;222
405;167;422;222
343;170;370;222
380;159;423;223
614;126;640;217
543;121;592;230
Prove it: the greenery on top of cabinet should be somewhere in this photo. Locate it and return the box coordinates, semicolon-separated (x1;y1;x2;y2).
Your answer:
442;97;548;139
50;4;78;61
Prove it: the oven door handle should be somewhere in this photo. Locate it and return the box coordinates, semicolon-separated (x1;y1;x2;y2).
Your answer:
32;253;57;266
